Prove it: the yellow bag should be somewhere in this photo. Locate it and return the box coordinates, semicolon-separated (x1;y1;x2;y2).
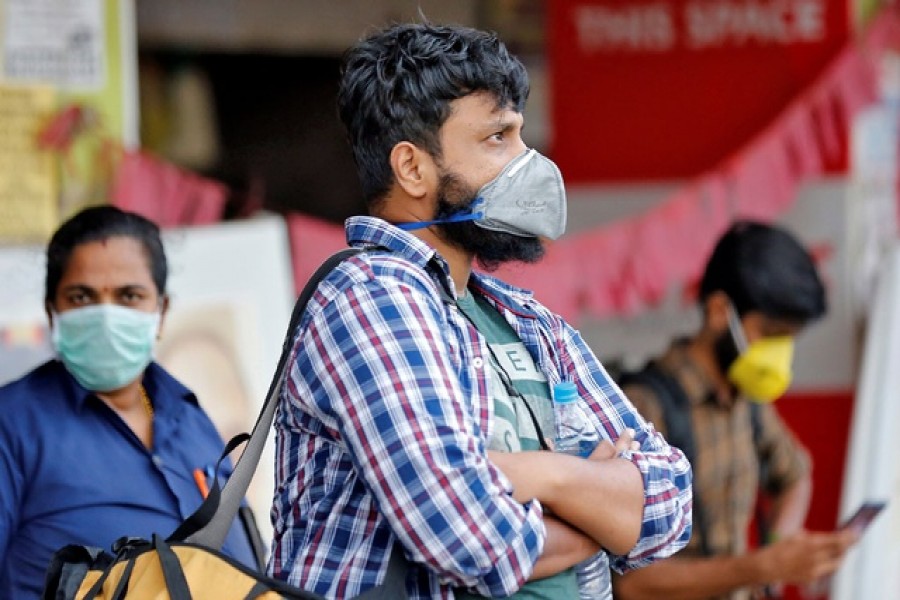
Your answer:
45;533;407;600
45;535;323;599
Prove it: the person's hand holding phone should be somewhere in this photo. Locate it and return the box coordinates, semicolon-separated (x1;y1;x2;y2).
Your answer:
798;500;887;598
755;528;857;590
838;501;886;537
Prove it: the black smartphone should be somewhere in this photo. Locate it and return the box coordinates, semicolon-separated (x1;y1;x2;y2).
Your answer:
839;500;887;536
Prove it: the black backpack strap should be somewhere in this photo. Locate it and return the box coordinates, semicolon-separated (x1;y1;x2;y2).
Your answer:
620;363;712;556
748;403;765;480
621;365;696;466
239;505;267;572
171;246;410;597
748;401;774;549
41;545;112;600
175;248;364;548
167;433;248;542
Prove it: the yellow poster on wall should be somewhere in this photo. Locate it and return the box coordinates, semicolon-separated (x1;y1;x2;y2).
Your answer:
0;85;58;242
0;0;135;242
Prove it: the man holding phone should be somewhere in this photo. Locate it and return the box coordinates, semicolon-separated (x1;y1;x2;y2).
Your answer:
613;221;859;600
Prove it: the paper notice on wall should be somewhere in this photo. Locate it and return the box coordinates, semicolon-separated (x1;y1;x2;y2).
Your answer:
2;0;105;90
0;85;59;242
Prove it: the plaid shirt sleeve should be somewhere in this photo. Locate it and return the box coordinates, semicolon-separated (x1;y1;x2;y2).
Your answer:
552;321;694;574
281;262;545;596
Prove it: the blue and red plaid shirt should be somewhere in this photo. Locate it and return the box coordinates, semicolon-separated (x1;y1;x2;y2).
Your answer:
269;216;692;599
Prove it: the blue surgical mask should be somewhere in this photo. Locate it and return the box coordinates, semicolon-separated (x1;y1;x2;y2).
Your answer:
397;148;567;239
51;304;161;392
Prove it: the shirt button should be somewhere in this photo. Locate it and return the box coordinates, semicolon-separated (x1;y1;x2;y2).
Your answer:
472;357;484;369
152;455;164;468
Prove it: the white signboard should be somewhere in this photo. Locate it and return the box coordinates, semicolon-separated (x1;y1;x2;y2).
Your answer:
832;241;900;600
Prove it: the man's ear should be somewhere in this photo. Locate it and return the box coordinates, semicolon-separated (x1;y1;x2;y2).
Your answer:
704;291;731;334
389;141;435;199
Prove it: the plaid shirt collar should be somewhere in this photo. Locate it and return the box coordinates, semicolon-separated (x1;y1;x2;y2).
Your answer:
345;215;539;319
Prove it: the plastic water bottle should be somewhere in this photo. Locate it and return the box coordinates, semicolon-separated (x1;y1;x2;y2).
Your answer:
575;552;612;599
552;381;599;457
552;382;611;599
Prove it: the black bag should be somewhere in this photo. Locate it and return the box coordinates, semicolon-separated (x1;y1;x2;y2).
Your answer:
42;248;409;599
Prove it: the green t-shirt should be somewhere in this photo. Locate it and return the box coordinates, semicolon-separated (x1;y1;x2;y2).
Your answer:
454;292;578;600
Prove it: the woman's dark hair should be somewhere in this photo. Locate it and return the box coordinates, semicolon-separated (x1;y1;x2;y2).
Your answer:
337;22;529;208
45;206;168;303
699;220;826;323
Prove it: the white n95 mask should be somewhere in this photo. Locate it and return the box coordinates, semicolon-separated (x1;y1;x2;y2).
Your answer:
397;148;567;240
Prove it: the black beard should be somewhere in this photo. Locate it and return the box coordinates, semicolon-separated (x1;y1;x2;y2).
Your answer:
433;171;545;272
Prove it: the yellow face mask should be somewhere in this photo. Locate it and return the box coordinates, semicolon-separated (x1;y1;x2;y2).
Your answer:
725;306;795;403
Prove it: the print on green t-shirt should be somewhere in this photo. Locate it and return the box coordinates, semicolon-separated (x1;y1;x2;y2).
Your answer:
454;293;579;600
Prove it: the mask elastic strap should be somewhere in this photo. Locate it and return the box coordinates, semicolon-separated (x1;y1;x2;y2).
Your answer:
726;304;749;353
394;198;485;231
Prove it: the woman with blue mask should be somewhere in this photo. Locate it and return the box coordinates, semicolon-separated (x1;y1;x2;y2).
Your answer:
0;206;258;599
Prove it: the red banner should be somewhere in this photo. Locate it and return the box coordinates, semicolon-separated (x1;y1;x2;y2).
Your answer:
549;0;851;182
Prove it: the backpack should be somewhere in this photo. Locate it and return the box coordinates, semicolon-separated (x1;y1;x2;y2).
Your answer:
41;248;409;600
618;361;763;557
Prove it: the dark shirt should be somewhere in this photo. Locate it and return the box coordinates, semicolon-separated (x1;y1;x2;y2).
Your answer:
0;360;255;599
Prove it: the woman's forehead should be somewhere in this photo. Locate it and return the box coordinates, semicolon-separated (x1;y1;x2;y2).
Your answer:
61;237;154;284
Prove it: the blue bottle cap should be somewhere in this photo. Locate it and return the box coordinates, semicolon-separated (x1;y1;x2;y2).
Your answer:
553;381;578;403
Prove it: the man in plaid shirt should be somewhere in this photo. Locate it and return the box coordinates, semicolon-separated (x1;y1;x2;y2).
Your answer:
269;22;692;599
